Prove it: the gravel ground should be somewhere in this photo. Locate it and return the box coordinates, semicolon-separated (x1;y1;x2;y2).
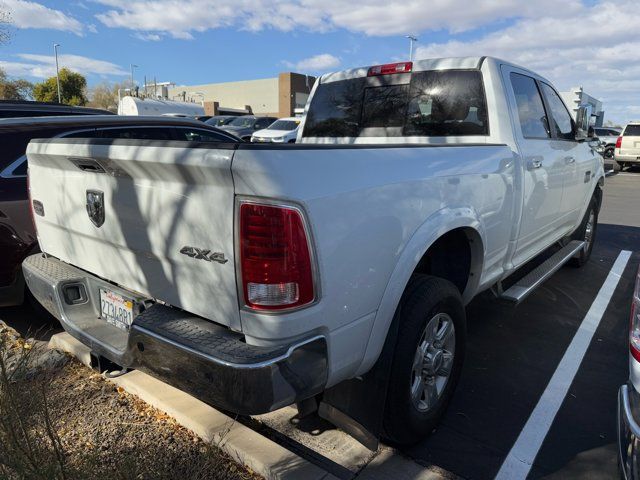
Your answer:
0;322;261;480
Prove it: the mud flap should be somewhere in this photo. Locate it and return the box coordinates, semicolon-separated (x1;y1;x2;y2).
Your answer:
318;313;400;450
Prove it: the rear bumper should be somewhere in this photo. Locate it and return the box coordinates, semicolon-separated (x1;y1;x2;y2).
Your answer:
614;152;640;164
618;384;640;479
23;253;328;415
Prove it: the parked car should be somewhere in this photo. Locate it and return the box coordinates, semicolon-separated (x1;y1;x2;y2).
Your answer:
205;115;237;127
0;100;113;118
251;117;301;143
593;127;622;160
0;115;238;307
219;115;278;141
194;115;212;122
23;57;603;448
614;122;640;170
619;265;640;479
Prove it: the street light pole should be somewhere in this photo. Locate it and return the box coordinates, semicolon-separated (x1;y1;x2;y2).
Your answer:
53;43;61;103
130;64;138;93
405;35;418;61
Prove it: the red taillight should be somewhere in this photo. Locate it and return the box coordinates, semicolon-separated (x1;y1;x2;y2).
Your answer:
616;136;623;149
367;61;413;77
630;266;640;362
239;202;315;311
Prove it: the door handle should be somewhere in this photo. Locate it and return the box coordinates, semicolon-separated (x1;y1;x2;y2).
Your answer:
527;159;543;170
564;156;576;164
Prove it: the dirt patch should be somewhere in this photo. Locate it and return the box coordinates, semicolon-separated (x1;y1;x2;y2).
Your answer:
0;324;260;480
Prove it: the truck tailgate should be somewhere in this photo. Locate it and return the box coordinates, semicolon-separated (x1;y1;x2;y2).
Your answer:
26;139;240;330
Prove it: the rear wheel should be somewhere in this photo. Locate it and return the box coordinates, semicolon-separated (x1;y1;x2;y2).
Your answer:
604;146;615;160
383;275;466;445
569;195;598;267
617;161;627;170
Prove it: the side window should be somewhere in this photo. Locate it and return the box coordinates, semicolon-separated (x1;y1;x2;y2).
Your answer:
98;127;173;140
12;157;27;176
174;128;232;143
1;131;34;172
62;129;98;138
510;73;550;139
540;83;574;140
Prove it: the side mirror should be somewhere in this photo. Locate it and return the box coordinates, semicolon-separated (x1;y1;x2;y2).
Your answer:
575;105;590;141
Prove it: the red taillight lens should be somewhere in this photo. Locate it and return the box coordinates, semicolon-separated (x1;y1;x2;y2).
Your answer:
368;61;413;77
630;266;640;362
616;136;623;149
239;202;315;311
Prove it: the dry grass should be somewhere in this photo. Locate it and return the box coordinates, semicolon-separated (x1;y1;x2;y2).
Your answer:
0;328;259;480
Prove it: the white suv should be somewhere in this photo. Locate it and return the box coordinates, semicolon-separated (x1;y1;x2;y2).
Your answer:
614;122;640;169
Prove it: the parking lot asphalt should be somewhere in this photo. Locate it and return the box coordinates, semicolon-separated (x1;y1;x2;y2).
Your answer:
1;165;637;480
404;169;640;479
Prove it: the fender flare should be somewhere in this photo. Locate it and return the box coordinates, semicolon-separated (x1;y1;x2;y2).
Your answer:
355;207;486;376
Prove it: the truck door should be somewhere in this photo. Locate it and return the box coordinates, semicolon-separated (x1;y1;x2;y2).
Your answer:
538;82;597;227
503;68;566;265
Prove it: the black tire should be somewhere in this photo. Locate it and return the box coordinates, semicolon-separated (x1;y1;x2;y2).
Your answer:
382;274;466;446
603;146;614;160
617;161;627;171
569;195;598;267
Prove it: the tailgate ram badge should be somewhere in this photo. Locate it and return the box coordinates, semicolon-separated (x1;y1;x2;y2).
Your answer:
86;190;105;227
180;246;228;264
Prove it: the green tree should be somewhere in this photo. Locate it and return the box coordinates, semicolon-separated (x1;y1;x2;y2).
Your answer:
0;68;33;100
33;68;88;105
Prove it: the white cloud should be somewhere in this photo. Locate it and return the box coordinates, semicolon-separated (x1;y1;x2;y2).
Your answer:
133;32;162;41
414;1;640;125
284;53;340;72
1;0;83;35
0;53;128;78
93;0;575;39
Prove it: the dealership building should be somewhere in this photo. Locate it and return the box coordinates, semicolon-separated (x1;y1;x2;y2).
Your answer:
560;86;605;127
167;72;316;118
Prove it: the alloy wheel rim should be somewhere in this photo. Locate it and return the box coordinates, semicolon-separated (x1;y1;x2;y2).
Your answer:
410;313;456;413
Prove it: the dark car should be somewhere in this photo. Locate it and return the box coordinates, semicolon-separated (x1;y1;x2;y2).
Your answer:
219;116;278;141
0;100;113;118
0;115;239;307
205;115;238;127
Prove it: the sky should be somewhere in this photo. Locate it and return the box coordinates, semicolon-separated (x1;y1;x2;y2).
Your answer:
0;0;638;125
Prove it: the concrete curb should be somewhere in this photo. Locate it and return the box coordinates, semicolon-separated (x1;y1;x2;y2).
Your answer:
48;332;338;480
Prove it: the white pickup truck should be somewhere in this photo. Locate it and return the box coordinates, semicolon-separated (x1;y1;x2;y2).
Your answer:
23;57;603;447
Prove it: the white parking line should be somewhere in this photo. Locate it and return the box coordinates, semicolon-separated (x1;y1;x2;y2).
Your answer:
495;250;633;480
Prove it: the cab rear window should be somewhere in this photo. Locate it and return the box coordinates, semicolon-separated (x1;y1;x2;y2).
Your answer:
303;70;488;138
624;125;640;136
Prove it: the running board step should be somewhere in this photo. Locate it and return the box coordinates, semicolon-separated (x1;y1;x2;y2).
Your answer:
500;240;585;303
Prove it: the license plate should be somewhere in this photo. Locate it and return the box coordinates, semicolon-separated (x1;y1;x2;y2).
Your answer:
99;289;134;330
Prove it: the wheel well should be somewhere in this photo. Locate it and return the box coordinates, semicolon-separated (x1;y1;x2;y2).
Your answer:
412;228;481;295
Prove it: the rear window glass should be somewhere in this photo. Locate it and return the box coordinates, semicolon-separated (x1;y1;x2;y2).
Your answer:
624;125;640;136
303;70;488;138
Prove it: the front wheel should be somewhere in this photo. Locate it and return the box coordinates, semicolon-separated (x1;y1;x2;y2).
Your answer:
569;195;598;267
382;275;466;446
